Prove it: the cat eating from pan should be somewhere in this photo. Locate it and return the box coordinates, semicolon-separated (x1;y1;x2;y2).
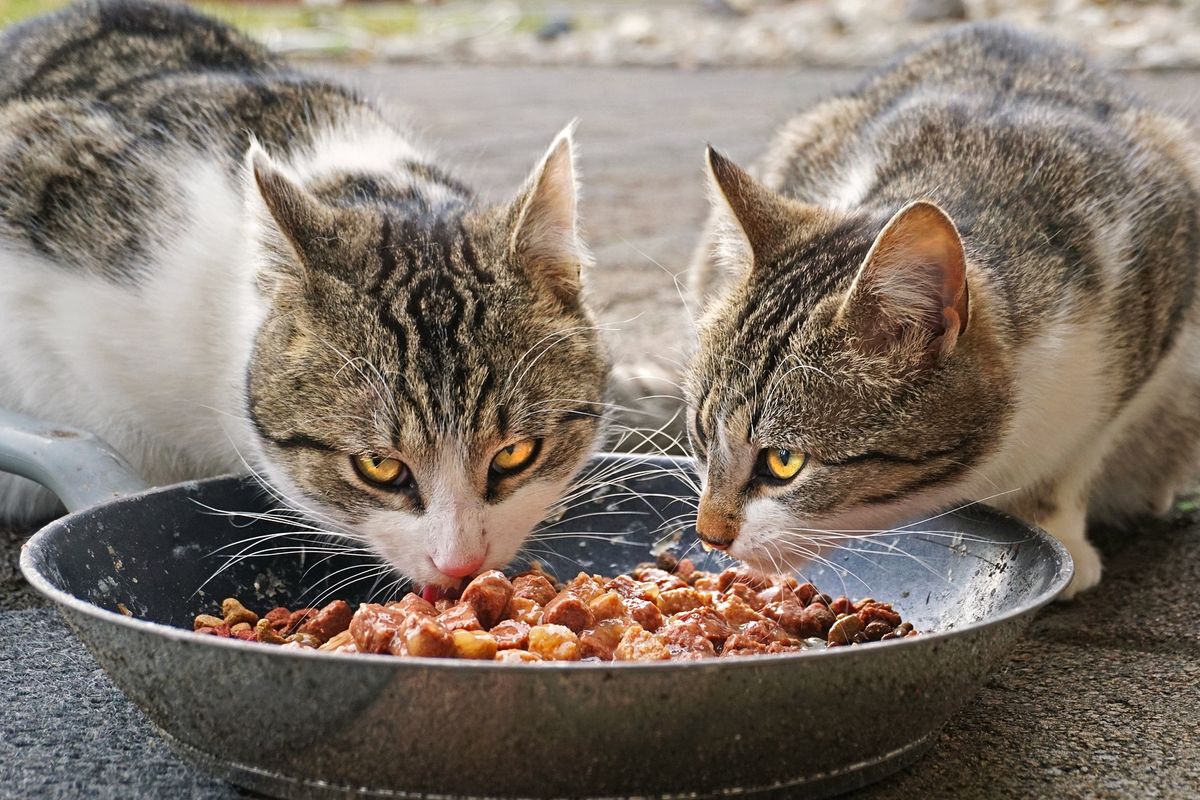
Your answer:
0;1;609;591
685;26;1200;598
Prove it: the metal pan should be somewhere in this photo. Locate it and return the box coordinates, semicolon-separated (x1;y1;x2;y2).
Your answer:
6;408;1072;799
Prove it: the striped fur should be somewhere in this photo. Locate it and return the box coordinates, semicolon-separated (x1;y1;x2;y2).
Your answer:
685;25;1200;597
0;1;609;589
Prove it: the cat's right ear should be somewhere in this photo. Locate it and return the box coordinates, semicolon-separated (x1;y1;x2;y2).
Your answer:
508;124;591;305
245;141;338;280
705;146;814;274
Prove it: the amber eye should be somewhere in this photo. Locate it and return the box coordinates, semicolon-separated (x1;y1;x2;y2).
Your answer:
352;454;411;488
491;438;539;475
757;448;807;482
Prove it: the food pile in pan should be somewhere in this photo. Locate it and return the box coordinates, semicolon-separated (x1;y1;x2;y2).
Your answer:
192;556;917;661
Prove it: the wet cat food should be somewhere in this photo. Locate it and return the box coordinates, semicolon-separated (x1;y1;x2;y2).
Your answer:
191;560;918;661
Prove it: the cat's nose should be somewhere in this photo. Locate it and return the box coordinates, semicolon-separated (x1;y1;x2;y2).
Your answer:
434;554;486;578
696;496;739;550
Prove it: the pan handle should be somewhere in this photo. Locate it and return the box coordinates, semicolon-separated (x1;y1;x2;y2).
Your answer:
0;408;149;512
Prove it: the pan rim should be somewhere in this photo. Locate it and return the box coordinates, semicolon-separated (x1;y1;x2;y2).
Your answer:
19;454;1073;672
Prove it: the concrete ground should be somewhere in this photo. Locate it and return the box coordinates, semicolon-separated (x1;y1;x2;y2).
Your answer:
3;65;1200;798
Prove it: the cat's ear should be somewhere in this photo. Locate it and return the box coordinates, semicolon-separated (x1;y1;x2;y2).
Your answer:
509;123;591;304
705;146;813;272
843;200;970;359
245;140;339;275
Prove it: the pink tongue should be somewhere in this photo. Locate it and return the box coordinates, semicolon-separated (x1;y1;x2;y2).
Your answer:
421;585;447;604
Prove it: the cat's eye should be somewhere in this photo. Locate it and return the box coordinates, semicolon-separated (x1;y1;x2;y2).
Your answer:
353;454;412;488
756;448;807;482
491;438;540;475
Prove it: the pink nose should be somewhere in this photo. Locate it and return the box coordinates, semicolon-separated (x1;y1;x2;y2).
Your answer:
434;555;486;578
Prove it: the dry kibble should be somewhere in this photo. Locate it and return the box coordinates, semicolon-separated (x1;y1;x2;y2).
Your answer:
285;632;322;648
195;558;916;660
254;619;286;645
828;614;864;646
193;614;225;631
221;598;258;627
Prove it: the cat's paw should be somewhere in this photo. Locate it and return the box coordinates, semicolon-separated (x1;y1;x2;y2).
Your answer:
1058;537;1103;600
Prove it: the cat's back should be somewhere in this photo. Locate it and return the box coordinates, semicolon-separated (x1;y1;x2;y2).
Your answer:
0;0;376;280
0;0;273;103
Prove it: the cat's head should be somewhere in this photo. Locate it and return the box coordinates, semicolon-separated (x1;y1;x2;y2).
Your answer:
685;148;1011;572
242;128;609;589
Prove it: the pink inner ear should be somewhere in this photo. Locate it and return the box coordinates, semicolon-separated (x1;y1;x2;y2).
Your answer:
853;201;969;356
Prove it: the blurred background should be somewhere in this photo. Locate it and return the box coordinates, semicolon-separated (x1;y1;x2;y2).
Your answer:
2;0;1199;70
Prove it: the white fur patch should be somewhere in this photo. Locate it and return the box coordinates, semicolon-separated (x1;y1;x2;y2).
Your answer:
0;159;262;518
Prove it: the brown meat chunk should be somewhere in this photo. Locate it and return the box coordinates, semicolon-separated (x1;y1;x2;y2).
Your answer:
657;624;717;659
858;603;903;627
587;590;627;621
298;600;353;643
461;571;514;628
349;603;410;654
387;593;437;618
541;592;596;633
437;602;482;632
490;619;530;650
717;567;770;592
717;594;765;626
657;586;708;614
631;567;687;592
395;617;455;658
625;597;664;632
736;619;791;645
286;608;317;634
563;573;605;603
578;619;629;661
762;598;810;637
505;596;544;626
672;607;733;646
527;624;581;661
512;574;557;605
614;626;671;661
727;582;767;611
262;607;291;632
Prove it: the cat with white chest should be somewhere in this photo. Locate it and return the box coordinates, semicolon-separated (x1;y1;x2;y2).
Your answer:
0;1;610;590
684;25;1200;597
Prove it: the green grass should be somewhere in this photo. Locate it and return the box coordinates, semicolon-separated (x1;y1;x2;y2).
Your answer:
0;1;425;36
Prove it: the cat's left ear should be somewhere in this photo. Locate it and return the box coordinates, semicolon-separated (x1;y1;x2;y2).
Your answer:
508;123;591;304
843;201;970;359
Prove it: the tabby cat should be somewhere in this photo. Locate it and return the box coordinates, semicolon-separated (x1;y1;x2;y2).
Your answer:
685;25;1200;597
0;1;609;590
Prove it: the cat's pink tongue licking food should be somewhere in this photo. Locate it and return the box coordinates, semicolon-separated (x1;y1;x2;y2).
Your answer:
421;585;454;604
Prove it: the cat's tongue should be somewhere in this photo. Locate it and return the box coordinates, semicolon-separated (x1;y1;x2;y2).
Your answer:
421;584;452;604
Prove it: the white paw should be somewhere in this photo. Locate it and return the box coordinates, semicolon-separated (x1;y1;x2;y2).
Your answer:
1058;537;1103;601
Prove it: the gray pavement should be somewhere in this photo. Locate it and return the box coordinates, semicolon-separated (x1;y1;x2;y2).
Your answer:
3;65;1200;799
